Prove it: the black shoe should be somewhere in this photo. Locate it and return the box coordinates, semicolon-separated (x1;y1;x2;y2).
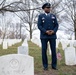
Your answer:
43;67;48;70
52;67;58;70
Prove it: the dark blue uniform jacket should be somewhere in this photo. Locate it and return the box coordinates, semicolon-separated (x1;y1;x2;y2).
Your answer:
37;13;59;39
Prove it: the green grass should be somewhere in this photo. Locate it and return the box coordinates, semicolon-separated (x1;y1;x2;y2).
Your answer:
0;41;23;56
0;41;76;75
29;41;76;75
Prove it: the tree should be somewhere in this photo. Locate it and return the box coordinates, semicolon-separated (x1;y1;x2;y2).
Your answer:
61;0;76;39
13;0;40;39
0;0;63;39
0;0;41;39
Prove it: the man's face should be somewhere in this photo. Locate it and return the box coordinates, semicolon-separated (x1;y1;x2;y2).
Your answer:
44;7;51;13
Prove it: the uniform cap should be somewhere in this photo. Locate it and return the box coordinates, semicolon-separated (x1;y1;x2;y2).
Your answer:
42;3;51;9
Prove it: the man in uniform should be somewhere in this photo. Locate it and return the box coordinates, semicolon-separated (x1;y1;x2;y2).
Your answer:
37;3;59;70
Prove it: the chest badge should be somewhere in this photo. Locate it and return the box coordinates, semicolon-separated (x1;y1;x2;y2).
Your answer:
51;16;55;19
42;17;45;20
42;17;45;23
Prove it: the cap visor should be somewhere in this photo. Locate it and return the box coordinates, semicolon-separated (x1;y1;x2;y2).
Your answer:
45;6;51;8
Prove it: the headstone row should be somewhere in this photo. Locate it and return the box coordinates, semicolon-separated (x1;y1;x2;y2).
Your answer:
48;39;76;66
2;39;22;49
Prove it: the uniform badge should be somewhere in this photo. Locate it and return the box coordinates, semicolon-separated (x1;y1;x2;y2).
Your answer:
42;17;45;23
42;17;45;20
51;16;55;19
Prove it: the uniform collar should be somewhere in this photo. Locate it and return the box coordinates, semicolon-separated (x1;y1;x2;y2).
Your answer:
44;12;51;16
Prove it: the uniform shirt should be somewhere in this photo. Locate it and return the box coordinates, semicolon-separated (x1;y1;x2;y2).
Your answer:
37;13;59;39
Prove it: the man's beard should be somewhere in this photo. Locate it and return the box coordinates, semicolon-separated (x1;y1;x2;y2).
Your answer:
45;11;50;13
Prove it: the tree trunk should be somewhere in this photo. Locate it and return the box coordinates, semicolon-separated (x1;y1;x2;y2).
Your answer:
74;19;76;40
30;30;32;39
74;28;76;40
20;24;22;39
30;24;32;39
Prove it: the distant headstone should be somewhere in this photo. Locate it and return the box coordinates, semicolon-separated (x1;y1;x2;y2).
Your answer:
60;40;69;50
22;39;28;47
49;40;60;55
3;40;8;49
73;40;76;64
56;40;60;48
7;39;13;47
64;47;76;65
18;46;28;55
0;39;2;45
48;42;51;55
22;43;28;47
73;41;76;47
0;54;34;75
31;38;41;47
69;40;74;47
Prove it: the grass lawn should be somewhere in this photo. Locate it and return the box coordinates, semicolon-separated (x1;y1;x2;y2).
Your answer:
0;41;76;75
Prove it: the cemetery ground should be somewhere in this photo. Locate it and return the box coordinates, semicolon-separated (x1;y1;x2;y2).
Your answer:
0;41;76;75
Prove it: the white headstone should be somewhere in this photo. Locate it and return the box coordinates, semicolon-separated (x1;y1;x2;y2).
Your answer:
69;40;74;47
0;54;34;75
31;38;41;47
36;39;41;47
3;40;8;49
22;43;28;46
0;39;2;45
56;39;60;48
64;47;76;65
73;40;76;64
22;39;28;46
7;39;13;47
48;42;51;55
60;40;69;50
73;41;76;47
18;46;28;55
49;39;60;55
